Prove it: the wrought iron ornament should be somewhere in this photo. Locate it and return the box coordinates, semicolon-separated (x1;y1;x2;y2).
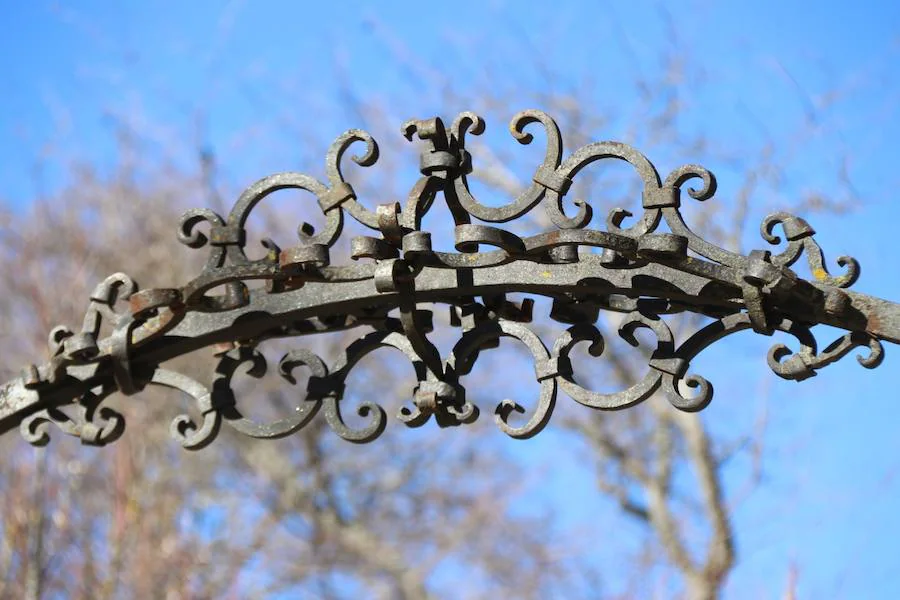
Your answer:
3;110;898;448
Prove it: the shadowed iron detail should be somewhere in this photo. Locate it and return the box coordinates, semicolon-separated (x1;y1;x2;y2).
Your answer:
3;110;898;448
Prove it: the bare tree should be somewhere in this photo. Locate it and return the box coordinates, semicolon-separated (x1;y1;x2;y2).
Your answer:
0;7;864;600
0;139;588;598
313;20;859;599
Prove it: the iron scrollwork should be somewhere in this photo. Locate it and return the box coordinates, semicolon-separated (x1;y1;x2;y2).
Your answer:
2;110;898;449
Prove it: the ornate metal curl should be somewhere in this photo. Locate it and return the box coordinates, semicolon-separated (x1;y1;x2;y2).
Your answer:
3;110;899;449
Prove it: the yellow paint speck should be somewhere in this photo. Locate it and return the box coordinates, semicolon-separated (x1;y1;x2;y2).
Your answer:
541;271;552;278
813;268;828;280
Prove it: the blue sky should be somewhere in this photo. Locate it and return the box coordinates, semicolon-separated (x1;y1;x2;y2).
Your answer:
2;0;900;597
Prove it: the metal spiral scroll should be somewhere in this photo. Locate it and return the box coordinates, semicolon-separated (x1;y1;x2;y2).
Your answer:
8;109;895;449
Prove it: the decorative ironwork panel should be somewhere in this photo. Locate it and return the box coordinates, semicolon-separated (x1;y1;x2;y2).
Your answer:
3;110;898;448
